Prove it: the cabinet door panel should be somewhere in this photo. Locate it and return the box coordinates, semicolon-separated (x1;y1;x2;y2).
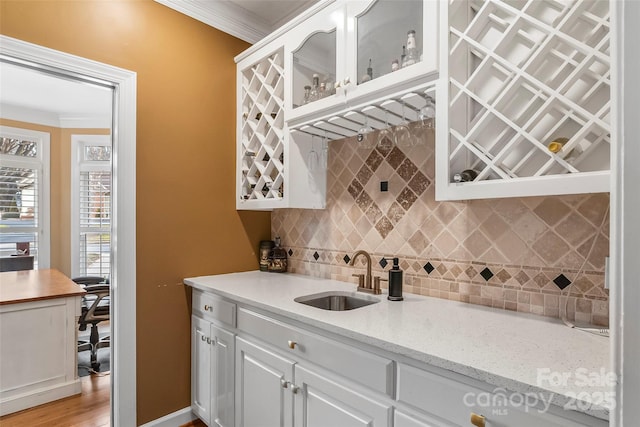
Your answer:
294;365;392;427
212;326;235;427
394;409;443;427
192;315;211;424
236;337;295;427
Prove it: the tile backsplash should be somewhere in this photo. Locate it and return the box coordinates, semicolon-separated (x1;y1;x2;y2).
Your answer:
272;127;609;326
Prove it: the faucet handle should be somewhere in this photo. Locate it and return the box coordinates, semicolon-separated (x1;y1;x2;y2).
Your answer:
373;277;387;294
351;274;365;287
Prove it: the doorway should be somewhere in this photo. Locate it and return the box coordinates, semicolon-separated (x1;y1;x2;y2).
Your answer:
0;35;136;426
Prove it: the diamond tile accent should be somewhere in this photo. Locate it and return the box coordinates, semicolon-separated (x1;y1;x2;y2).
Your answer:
553;274;572;290
495;269;512;283
375;217;394;238
397;158;418;182
347;179;363;199
408;171;431;195
365;150;384;172
379;258;388;268
480;267;494;281
514;270;530;285
423;262;435;274
397;187;418;211
313;251;319;261
386;147;406;169
270;125;610;325
357;165;374;186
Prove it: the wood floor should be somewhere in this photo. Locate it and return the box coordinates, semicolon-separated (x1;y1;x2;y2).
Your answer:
0;374;110;426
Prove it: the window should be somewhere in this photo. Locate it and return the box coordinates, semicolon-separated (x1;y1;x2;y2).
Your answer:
71;135;111;278
0;126;50;268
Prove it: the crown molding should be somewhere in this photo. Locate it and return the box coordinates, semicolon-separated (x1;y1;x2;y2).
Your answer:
154;0;271;44
1;103;109;129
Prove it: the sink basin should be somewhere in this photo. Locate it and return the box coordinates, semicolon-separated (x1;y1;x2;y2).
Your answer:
294;291;379;311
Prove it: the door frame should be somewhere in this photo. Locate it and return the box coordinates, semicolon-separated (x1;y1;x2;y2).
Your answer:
0;35;137;426
611;0;640;425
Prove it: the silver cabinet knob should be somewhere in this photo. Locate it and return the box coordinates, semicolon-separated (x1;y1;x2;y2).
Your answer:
280;379;288;388
204;304;211;311
291;385;300;394
201;335;206;341
287;340;297;349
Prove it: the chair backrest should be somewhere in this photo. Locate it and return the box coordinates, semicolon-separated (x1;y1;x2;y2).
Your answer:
71;276;109;285
73;277;110;325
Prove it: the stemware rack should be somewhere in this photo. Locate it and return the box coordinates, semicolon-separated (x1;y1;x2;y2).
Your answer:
289;83;436;141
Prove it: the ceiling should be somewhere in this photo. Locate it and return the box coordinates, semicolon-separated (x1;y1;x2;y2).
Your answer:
0;1;318;128
0;61;112;129
154;0;322;43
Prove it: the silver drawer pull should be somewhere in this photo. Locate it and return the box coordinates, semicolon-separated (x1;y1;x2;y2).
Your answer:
203;304;212;311
280;379;288;388
201;335;206;341
288;340;297;349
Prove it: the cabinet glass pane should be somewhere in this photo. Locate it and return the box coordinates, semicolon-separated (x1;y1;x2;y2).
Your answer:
356;0;423;85
292;30;337;108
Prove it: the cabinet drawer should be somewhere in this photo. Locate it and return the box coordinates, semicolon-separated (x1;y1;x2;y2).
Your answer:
397;363;607;427
237;307;393;397
192;290;236;327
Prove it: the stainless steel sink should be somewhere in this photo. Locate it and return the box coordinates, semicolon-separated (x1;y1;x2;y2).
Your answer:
294;291;379;311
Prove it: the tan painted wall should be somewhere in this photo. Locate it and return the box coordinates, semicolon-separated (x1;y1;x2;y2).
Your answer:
0;1;271;424
0;118;109;276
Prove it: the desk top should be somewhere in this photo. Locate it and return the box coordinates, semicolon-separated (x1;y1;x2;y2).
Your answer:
0;269;86;305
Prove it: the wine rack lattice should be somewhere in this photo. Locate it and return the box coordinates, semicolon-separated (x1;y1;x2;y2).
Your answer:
240;48;285;201
448;0;610;182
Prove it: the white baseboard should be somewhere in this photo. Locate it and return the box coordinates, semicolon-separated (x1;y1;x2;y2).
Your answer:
0;379;82;416
139;407;197;427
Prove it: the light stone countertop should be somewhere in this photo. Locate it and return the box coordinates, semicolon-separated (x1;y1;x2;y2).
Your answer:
185;271;611;420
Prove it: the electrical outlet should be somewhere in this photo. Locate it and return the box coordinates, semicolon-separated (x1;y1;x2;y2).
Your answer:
380;181;388;192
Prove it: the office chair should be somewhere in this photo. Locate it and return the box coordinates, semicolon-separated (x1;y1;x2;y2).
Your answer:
73;276;110;372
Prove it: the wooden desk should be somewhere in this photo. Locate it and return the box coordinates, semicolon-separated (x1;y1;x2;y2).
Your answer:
0;269;86;415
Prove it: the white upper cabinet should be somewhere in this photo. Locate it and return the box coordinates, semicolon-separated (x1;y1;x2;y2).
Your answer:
236;0;438;210
286;0;439;127
436;0;612;200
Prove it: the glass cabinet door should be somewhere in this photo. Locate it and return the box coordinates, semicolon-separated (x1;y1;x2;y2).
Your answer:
291;30;337;109
354;0;424;86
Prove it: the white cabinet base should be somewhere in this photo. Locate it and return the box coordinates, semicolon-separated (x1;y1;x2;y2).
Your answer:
0;296;82;416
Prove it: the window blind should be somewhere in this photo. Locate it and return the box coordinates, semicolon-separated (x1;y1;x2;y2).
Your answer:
0;165;39;265
78;170;111;277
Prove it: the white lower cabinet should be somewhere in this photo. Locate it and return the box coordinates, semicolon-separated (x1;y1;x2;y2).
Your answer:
192;316;212;423
235;336;294;427
235;335;391;427
191;289;236;427
394;409;440;427
397;363;608;427
191;291;608;427
192;315;235;427
294;364;392;427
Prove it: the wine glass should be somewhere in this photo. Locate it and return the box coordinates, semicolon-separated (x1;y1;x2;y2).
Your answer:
320;132;328;169
357;115;375;149
377;110;395;150
307;134;318;172
418;96;436;129
395;102;414;149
